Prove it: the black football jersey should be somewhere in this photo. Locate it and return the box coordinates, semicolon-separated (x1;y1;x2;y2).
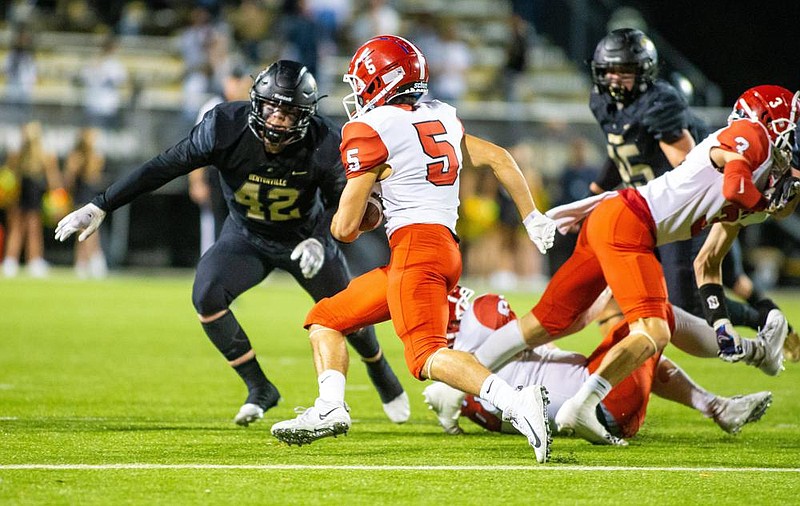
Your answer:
92;101;345;244
589;79;709;189
793;123;800;169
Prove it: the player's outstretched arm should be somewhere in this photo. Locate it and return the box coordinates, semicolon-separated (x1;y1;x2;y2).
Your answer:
694;222;745;360
694;222;740;287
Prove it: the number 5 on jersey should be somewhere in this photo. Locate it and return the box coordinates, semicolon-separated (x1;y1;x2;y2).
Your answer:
414;120;459;186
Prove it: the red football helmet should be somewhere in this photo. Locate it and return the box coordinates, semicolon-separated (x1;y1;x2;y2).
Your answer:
342;35;429;119
446;285;475;344
729;85;799;161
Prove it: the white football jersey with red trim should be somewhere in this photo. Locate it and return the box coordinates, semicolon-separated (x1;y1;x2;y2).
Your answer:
341;100;464;237
638;119;773;246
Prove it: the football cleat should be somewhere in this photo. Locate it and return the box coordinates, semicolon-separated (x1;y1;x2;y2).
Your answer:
423;381;466;435
757;309;788;376
234;382;281;427
555;395;627;446
382;391;411;424
271;399;350;446
502;385;553;463
712;391;772;435
234;403;264;427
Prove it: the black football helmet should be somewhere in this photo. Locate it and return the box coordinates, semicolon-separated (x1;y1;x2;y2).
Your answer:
248;60;318;149
590;28;658;104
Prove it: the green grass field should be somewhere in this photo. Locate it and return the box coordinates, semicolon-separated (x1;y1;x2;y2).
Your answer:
1;271;799;505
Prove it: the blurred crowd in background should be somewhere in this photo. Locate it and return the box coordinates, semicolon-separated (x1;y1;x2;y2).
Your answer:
0;0;797;291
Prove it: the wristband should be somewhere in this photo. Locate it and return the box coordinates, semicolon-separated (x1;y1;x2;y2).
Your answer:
698;283;729;326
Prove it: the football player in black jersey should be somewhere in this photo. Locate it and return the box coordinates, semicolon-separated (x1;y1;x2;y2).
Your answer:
783;128;800;362
54;60;410;426
586;28;774;335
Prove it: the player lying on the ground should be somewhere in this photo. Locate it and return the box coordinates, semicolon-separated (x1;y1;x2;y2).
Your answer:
424;286;775;440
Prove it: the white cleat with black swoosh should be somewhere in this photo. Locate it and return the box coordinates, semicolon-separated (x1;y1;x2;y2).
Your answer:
502;385;552;463
271;399;351;446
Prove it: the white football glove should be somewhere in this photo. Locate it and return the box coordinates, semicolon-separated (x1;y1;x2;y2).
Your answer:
290;238;325;279
54;203;107;242
523;209;556;254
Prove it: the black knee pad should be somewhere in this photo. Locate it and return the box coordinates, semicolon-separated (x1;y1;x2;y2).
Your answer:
192;277;229;315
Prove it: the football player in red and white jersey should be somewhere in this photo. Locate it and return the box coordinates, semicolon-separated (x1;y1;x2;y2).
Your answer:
271;35;557;463
457;85;800;446
425;286;772;439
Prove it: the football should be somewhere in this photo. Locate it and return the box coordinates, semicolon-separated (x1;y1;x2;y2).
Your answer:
359;194;384;232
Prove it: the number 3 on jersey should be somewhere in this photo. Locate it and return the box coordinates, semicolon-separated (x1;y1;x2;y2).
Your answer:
414;120;459;186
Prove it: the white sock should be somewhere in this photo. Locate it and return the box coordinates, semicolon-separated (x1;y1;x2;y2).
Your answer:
474;321;528;371
572;373;612;408
480;374;515;412
317;369;346;404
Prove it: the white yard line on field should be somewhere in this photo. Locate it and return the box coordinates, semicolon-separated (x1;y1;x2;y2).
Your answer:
0;464;798;472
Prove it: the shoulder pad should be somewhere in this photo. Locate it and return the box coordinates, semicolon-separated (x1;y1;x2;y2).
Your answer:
642;83;688;136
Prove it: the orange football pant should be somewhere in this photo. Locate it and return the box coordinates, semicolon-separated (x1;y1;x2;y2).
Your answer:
533;194;669;335
305;224;462;379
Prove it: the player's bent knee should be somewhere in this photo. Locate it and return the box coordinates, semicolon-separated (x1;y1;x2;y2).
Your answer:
304;300;352;335
629;329;667;355
192;279;229;315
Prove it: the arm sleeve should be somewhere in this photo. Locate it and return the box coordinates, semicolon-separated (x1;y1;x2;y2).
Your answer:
314;130;347;238
91;111;218;211
318;129;347;211
722;159;768;211
641;86;689;142
593;157;623;191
